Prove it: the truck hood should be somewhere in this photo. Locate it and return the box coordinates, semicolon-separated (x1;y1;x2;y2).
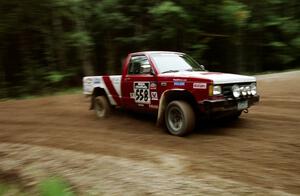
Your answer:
160;71;256;84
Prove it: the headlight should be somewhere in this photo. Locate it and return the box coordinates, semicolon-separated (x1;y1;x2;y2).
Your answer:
232;85;240;98
250;83;257;95
213;85;222;95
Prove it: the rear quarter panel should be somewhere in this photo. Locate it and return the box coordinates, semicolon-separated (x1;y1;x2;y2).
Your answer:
83;75;122;106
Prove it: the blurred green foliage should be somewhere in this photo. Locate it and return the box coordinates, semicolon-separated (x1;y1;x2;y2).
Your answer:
39;177;75;196
0;177;75;196
0;183;8;195
0;0;299;98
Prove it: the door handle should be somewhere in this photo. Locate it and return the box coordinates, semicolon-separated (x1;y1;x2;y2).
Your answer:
125;77;131;81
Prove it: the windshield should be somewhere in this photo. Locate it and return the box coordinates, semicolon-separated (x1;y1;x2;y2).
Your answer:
150;53;205;74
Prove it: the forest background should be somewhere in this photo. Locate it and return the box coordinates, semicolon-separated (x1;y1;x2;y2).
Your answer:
0;0;299;98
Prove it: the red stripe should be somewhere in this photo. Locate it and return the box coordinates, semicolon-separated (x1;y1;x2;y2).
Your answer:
102;76;121;106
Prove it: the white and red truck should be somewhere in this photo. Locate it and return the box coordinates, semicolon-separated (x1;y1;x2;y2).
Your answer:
83;51;259;136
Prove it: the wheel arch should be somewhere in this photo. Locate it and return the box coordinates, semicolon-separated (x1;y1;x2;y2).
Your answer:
156;89;198;126
90;87;109;109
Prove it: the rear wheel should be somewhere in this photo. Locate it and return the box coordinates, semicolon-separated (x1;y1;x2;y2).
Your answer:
94;96;111;118
165;101;195;136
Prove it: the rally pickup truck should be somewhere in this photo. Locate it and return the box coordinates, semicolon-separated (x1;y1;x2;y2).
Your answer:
83;51;259;136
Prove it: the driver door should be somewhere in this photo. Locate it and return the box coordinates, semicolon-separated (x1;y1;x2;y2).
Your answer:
122;55;157;111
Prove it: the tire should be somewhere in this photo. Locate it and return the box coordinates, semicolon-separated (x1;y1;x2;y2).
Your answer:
94;96;111;118
165;101;195;136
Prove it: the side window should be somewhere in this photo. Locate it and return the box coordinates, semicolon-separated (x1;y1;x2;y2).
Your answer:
128;55;151;75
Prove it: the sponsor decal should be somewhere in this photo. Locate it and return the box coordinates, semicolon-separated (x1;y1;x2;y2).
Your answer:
138;103;144;107
130;93;135;99
160;82;167;86
150;82;157;90
174;81;185;86
93;78;101;84
134;82;150;104
149;104;159;109
193;82;207;89
151;92;158;100
173;78;187;81
85;78;93;85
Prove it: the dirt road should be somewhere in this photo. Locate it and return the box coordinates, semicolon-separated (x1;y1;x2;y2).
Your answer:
0;71;300;195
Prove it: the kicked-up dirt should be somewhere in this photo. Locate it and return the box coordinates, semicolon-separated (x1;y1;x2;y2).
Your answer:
0;71;299;195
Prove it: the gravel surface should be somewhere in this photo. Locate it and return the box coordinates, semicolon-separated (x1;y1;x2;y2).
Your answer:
0;71;299;195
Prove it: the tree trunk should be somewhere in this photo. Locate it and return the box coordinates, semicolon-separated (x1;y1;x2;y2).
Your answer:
236;28;244;73
76;14;94;76
52;13;66;70
80;47;94;76
105;32;116;74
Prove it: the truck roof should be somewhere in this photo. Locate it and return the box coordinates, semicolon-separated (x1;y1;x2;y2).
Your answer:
130;51;185;56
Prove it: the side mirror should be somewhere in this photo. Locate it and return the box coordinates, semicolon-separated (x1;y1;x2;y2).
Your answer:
200;64;206;71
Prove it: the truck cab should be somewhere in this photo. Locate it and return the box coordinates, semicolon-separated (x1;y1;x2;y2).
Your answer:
83;51;259;136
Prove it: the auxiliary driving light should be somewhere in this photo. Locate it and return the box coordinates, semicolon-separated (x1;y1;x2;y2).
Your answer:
250;83;257;95
245;86;251;95
240;86;247;96
232;85;240;98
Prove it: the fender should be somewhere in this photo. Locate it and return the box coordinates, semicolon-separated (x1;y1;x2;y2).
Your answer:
156;89;186;126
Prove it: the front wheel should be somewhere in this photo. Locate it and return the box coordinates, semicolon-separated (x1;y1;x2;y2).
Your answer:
165;101;195;136
94;96;111;118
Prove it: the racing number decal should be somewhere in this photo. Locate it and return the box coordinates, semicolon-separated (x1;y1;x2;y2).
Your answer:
136;89;148;102
134;82;150;104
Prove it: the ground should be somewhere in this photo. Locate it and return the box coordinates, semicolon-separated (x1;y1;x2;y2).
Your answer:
0;71;299;195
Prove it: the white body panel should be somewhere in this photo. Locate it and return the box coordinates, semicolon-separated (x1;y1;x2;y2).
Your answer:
160;71;256;84
109;75;122;96
82;75;122;105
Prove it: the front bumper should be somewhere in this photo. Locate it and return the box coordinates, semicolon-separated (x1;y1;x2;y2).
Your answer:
200;95;260;114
